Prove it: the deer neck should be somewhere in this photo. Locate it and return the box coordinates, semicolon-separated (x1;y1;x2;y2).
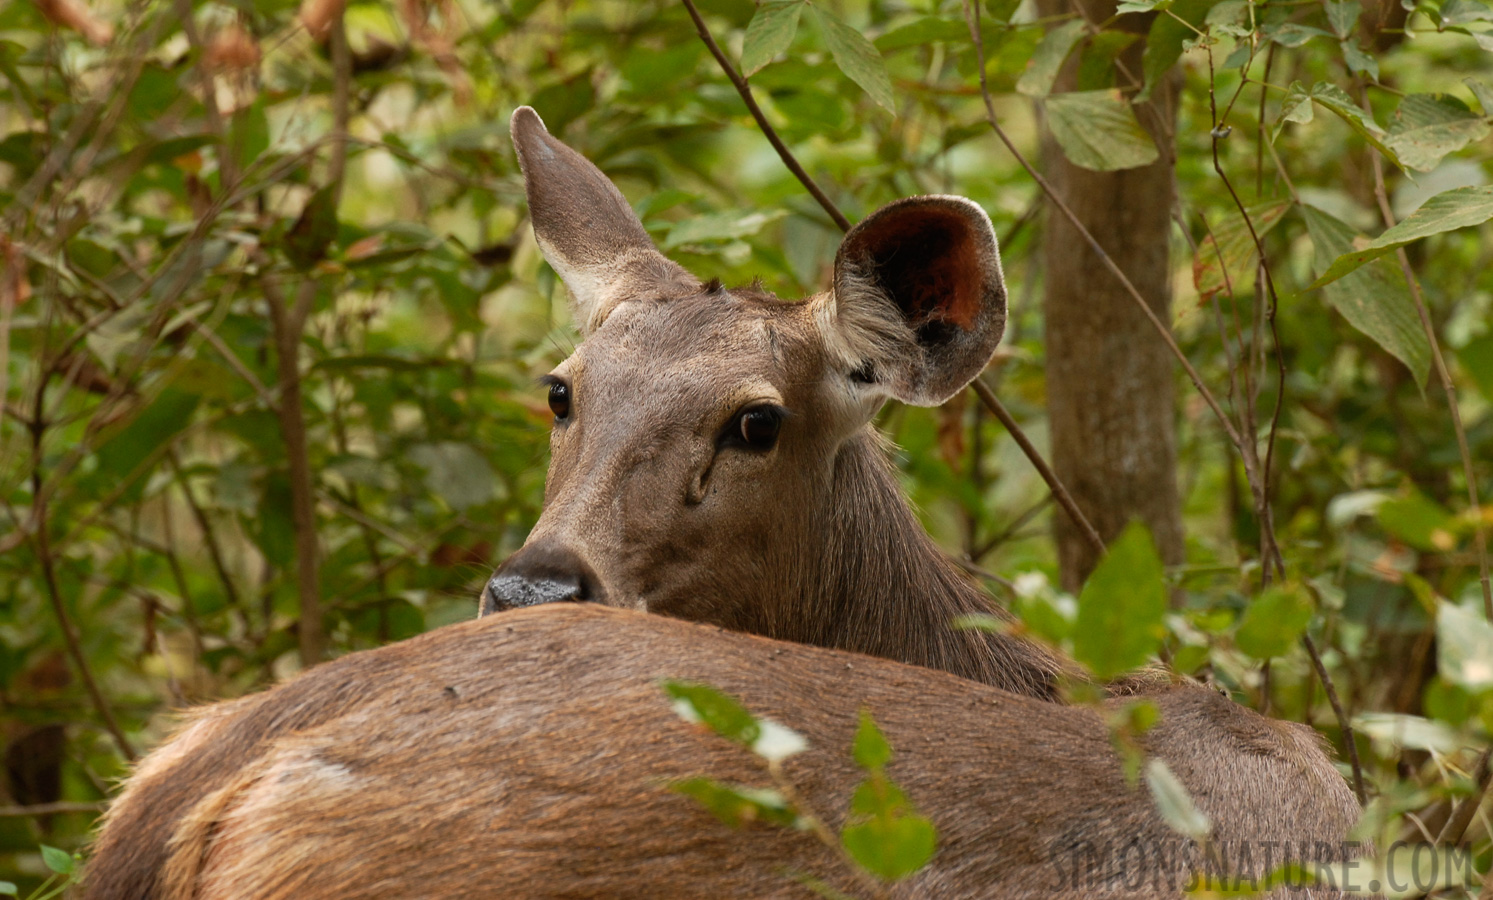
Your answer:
799;431;1067;700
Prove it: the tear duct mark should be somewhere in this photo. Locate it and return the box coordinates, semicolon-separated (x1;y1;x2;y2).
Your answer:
858;208;983;332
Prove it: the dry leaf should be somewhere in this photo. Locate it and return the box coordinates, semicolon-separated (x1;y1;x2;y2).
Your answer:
34;0;113;45
298;0;345;41
1;235;32;308
205;24;261;71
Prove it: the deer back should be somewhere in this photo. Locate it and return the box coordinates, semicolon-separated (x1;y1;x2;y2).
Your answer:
86;606;1360;900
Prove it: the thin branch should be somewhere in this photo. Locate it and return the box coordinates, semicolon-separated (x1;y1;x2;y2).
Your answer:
960;0;1246;458
1303;633;1365;805
971;378;1105;557
258;12;355;668
974;495;1054;560
1437;748;1491;846
34;520;136;762
681;0;851;232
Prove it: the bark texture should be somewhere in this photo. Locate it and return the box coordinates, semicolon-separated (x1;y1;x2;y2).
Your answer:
1038;0;1185;589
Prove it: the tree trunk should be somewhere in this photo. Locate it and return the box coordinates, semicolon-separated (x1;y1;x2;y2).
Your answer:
1037;0;1185;590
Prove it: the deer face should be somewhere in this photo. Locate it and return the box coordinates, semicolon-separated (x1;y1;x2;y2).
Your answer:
480;107;1008;632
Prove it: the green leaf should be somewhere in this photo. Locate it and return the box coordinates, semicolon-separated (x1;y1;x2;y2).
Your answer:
1456;333;1493;402
0;881;16;896
985;0;1023;22
1262;22;1334;46
1016;20;1086;97
84;303;152;371
1309;184;1493;288
841;812;937;882
875;16;972;51
1076;31;1141;89
1383;94;1490;172
1379;489;1458;551
1045;90;1160;171
283;183;340;272
408;442;497;511
229;98;269;179
1138;0;1217;103
1299;82;1402;166
671;778;802;829
808;5;895;111
1192;200;1292;300
1342;41;1379;81
1117;0;1170;12
1354;712;1464;754
741;1;804;76
851;709;892;770
664;681;807;761
1235;583;1314;659
1143;759;1212;841
665;680;760;745
1466;76;1493;116
1441;0;1493;25
1438;602;1493;691
1072;521;1167;678
662;209;787;249
95;388;201;480
40;845;74;875
1324;0;1362;36
1274;81;1316;139
1301;205;1431;387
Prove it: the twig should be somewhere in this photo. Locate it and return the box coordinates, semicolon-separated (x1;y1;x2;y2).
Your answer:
1302;634;1365;805
681;0;851;232
960;0;1246;458
684;2;1098;559
34;520;136;762
974;495;1054;560
259;13;355;668
167;451;245;616
1437;748;1491;846
971;378;1105;557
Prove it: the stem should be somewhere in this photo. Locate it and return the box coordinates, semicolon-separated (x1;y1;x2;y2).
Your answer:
960;1;1247;458
35;518;136;761
1436;748;1490;846
1303;633;1365;805
681;0;851;232
971;378;1105;557
264;274;323;667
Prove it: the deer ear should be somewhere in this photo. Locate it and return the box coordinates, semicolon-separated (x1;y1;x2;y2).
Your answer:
821;196;1007;406
510;107;695;334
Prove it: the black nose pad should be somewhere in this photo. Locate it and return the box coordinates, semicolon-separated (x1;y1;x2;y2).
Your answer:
478;543;607;616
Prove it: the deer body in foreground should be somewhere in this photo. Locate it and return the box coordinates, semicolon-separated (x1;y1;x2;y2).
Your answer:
88;605;1359;900
83;109;1363;897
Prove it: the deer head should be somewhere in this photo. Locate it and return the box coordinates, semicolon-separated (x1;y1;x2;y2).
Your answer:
481;108;1040;691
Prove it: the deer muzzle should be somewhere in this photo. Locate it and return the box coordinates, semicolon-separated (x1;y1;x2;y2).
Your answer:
479;541;607;616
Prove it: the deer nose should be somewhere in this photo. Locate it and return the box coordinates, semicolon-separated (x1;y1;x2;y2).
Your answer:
478;542;607;616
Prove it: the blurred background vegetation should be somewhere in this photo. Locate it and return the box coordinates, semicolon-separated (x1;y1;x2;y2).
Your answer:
0;0;1491;893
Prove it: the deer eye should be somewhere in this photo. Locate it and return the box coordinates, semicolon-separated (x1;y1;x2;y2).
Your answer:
727;406;784;451
547;381;571;420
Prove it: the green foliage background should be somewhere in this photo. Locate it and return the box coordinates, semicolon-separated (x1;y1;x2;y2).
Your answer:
0;0;1491;891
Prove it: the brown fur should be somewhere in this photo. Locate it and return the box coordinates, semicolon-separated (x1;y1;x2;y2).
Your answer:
90;606;1360;900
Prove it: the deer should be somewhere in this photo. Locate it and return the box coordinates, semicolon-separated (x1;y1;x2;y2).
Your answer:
87;605;1363;899
81;108;1363;898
